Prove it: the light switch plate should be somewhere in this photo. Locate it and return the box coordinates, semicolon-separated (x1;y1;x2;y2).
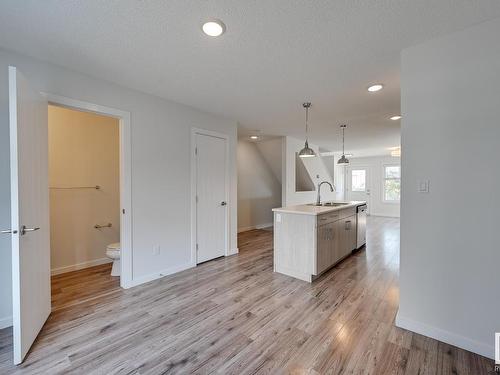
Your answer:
276;213;282;223
417;180;430;193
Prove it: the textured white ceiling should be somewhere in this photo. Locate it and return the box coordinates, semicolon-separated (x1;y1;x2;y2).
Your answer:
1;1;500;156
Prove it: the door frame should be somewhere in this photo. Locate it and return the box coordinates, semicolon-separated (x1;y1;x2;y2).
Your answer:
42;93;133;289
190;128;230;266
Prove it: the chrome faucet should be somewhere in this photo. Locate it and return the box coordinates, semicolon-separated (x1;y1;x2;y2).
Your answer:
316;181;335;205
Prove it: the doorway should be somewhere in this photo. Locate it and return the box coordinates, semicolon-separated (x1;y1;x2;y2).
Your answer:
192;129;229;264
48;105;121;308
45;95;132;289
6;66;132;364
346;166;371;214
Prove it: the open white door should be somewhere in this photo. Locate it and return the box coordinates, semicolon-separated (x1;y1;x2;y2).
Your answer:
6;66;50;364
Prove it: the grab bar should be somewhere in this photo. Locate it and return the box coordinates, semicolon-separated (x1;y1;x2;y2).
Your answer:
50;185;100;190
94;223;112;229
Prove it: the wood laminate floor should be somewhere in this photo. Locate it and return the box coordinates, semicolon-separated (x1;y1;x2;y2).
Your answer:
51;263;121;311
0;217;495;374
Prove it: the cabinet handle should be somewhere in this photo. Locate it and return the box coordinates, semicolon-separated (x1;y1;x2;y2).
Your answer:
345;220;351;230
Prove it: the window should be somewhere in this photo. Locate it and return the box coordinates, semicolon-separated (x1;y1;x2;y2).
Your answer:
383;165;401;202
351;170;366;192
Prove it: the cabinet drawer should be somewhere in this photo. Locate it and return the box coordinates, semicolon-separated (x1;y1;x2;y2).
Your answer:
339;207;356;219
317;211;341;225
316;207;356;226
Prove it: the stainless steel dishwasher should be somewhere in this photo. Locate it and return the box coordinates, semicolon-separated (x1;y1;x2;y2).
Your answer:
356;204;367;249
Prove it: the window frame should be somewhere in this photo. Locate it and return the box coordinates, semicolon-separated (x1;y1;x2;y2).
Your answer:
382;164;401;203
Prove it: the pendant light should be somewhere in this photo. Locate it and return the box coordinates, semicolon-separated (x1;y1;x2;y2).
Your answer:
298;102;316;158
337;124;350;165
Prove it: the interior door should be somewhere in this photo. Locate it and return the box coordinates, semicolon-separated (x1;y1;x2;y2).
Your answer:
6;66;50;364
346;166;370;214
195;133;227;263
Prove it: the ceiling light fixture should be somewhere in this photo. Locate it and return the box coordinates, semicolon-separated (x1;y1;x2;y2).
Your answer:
390;115;402;120
298;102;316;158
250;135;259;140
202;19;226;37
367;84;384;92
337;124;350;165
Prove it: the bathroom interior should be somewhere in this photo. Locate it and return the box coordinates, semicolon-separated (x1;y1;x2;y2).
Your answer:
48;105;121;308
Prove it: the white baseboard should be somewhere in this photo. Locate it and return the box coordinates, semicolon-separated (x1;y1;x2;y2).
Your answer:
395;311;494;359
256;223;273;230
128;262;194;288
51;257;113;275
0;315;12;329
238;226;251;233
227;247;239;256
238;222;273;233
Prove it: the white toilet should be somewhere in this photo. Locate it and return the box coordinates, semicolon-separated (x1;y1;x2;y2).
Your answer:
106;242;121;276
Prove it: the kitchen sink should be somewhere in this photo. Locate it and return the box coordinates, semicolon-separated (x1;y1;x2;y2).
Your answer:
307;202;349;207
323;202;349;206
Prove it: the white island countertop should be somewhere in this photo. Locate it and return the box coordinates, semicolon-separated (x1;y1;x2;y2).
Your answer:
272;201;366;216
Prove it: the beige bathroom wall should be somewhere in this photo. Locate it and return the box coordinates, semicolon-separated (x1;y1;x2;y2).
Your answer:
48;105;120;274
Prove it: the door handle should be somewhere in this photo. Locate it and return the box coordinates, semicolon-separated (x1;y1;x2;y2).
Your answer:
221;201;227;206
1;229;18;234
20;225;40;236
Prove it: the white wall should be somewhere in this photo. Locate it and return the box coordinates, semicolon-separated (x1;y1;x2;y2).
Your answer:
282;136;336;206
345;156;400;217
48;106;120;274
237;139;281;232
322;153;347;201
0;47;238;327
397;18;500;359
255;138;283;184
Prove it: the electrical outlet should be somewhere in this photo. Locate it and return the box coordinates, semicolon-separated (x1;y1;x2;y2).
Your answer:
153;245;160;255
276;213;282;223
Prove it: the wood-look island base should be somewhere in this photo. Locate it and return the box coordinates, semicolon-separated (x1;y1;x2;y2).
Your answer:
273;201;365;282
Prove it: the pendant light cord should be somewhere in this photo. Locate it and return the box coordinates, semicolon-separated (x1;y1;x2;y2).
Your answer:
303;102;311;142
342;126;345;154
305;106;309;140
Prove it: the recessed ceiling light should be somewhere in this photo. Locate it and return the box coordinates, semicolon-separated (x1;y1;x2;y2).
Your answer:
202;19;226;37
344;153;353;157
250;135;259;140
367;84;384;92
390;115;402;121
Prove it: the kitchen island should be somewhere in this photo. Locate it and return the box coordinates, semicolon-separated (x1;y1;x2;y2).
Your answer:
272;201;366;282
